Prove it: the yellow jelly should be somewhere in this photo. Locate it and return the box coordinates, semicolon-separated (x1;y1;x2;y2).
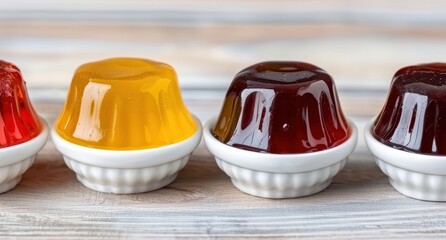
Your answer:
55;58;197;150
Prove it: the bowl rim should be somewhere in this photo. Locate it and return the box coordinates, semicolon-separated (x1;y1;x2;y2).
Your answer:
364;119;446;175
203;116;357;173
51;115;202;169
0;117;49;167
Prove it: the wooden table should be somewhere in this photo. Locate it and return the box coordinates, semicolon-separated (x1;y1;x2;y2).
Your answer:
2;1;446;239
0;89;443;239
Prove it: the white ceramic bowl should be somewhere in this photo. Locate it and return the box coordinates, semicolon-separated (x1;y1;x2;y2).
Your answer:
51;117;202;194
365;120;446;201
203;117;358;199
0;119;49;193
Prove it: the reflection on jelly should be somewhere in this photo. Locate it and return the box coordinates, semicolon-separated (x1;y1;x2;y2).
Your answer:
0;60;42;148
72;82;111;142
55;58;197;150
373;63;446;155
213;61;351;154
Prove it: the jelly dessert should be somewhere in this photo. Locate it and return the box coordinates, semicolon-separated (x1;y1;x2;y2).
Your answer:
373;63;446;155
0;60;48;194
365;63;446;201
55;58;197;150
212;61;351;154
0;60;43;148
52;57;202;194
204;61;357;198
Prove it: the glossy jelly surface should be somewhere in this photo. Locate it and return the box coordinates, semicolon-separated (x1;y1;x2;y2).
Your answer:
0;60;43;148
55;58;197;150
373;63;446;155
212;61;351;154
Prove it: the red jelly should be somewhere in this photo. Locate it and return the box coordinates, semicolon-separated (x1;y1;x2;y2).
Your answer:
0;60;42;148
373;63;446;155
212;61;351;154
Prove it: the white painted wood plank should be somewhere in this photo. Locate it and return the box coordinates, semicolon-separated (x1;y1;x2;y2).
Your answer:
1;1;446;90
2;0;446;20
2;22;446;90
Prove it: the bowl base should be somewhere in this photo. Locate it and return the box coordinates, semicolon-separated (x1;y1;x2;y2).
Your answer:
376;158;446;201
0;176;21;194
389;178;446;202
215;157;345;199
231;178;332;199
76;174;178;194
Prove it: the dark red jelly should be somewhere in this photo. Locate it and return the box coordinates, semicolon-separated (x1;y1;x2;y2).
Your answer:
373;63;446;155
0;60;42;148
212;61;351;154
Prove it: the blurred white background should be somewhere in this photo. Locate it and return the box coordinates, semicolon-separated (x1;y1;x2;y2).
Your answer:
1;0;446;92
